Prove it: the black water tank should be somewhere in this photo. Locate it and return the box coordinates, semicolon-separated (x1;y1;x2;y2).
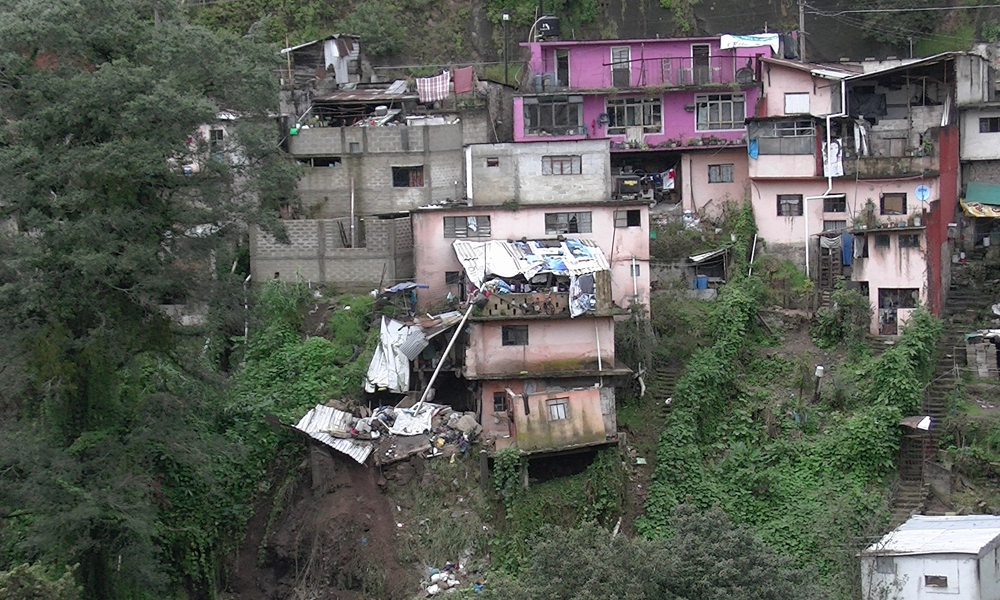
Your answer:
537;16;560;39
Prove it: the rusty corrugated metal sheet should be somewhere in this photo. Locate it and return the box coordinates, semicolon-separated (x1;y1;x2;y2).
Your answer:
294;405;373;464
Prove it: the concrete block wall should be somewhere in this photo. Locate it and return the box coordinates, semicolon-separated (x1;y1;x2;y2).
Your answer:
291;122;468;217
461;109;492;146
250;217;414;291
468;139;611;205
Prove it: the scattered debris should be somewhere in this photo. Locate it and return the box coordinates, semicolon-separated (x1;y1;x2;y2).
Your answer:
423;562;464;596
292;401;482;467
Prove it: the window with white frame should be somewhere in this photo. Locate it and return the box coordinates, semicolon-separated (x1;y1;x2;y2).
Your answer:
443;215;491;238
749;119;816;155
614;209;642;227
708;164;734;183
545;211;592;234
695;93;745;131
784;92;811;114
523;96;584;136
546;398;569;421
611;46;631;87
607;97;662;134
823;220;848;232
541;155;582;175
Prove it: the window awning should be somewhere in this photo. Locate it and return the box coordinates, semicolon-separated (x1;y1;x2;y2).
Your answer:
962;182;1000;217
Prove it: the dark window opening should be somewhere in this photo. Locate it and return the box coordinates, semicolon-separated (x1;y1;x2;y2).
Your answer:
445;271;462;285
298;156;342;167
615;209;642;227
502;325;529;346
493;392;507;413
777;194;803;216
924;576;948;588
523;96;584;136
879;288;919;309
555;49;570;87
392;166;424;187
980;117;1000;133
486;157;500;167
823;220;847;232
899;234;920;248
880;192;906;215
874;234;890;249
824;196;846;212
349;142;361;153
545;211;592;234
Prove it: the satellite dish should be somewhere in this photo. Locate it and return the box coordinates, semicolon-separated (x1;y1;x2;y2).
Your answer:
735;67;754;84
915;185;931;202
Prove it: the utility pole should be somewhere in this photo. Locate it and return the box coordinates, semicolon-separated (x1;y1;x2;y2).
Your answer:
502;10;511;85
798;0;806;62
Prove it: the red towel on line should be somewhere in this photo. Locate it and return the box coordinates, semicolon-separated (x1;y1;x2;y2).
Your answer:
453;66;474;95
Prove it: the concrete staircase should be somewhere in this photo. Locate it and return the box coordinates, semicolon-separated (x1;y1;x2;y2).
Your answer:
885;270;988;526
645;362;681;418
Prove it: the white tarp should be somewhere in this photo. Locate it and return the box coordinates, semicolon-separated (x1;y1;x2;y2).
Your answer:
365;317;411;393
294;404;374;464
452;238;610;288
389;402;447;436
720;33;780;54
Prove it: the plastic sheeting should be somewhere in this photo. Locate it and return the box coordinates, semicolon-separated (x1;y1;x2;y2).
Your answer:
389;402;447;436
569;273;596;317
452;238;610;288
365;317;411;393
720;33;780;53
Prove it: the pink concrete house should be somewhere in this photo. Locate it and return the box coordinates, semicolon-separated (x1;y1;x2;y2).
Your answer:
409;202;648;455
517;37;771;217
746;55;965;334
411;202;650;312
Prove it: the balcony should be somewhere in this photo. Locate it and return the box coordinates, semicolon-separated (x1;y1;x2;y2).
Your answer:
477;292;570;318
842;155;938;179
526;55;756;92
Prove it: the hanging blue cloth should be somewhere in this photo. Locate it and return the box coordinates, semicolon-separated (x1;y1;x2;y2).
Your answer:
748;139;759;159
841;232;854;266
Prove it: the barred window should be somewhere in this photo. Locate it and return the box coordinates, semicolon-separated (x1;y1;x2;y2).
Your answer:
545;211;592;234
443;215;491;238
777;194;803;217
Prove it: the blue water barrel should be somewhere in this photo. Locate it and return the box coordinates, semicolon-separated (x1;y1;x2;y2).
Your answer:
694;275;708;290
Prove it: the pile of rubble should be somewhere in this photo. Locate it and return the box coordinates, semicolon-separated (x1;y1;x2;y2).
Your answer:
292;400;482;466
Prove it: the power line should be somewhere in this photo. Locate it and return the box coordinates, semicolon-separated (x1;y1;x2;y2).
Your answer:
806;2;1000;15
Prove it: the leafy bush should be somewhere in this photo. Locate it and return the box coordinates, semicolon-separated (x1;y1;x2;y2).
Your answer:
812;284;872;349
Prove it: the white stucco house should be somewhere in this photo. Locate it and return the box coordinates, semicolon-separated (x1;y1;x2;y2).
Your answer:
862;515;1000;600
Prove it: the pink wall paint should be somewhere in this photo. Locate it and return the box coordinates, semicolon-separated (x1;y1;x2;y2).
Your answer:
749;154;817;179
463;318;616;379
411;204;651;310
515;37;763;146
759;61;840;117
749;178;940;245
680;148;749;216
851;232;929;334
478;381;608;453
526;38;763;89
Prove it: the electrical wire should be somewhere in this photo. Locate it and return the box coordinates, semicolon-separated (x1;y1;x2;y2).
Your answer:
807;2;1000;15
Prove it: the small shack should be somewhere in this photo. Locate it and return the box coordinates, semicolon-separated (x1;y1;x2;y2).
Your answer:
861;515;1000;600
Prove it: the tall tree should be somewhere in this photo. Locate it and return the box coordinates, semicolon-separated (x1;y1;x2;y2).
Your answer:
0;0;299;596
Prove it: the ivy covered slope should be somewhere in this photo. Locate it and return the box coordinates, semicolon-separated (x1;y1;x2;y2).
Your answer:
639;275;941;597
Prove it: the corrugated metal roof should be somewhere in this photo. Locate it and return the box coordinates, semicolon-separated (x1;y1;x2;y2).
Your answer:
688;247;729;264
864;515;1000;557
452;238;610;286
314;80;415;103
294;405;374;464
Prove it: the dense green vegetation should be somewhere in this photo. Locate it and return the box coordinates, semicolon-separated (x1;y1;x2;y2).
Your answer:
483;507;821;600
638;274;941;596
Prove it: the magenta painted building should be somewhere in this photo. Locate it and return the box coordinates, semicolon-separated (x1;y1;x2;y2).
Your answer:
515;36;772;216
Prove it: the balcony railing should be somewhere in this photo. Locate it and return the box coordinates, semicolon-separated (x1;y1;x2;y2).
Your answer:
478;292;571;318
527;55;755;92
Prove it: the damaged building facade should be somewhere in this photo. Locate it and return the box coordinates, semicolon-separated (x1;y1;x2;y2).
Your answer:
251;34;505;289
746;53;978;334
